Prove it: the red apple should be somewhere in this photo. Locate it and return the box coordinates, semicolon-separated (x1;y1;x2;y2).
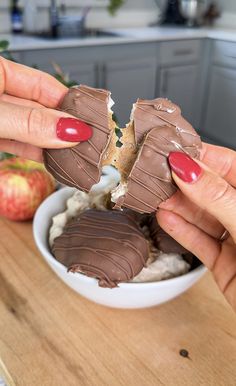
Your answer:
0;157;55;221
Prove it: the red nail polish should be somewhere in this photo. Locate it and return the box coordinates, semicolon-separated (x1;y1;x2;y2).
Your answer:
56;117;93;142
168;152;202;183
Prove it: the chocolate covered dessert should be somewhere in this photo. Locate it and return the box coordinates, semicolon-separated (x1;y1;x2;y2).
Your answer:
50;189;195;288
43;85;116;192
52;209;149;288
44;85;202;214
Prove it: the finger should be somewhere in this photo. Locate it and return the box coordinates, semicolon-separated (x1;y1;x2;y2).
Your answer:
157;209;220;270
0;93;43;109
201;142;236;187
0;100;93;148
169;152;236;242
157;209;236;306
0;139;42;162
160;190;224;238
0;57;67;108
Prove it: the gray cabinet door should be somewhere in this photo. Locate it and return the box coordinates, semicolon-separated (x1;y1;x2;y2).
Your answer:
103;58;157;126
21;49;97;87
159;64;199;126
58;63;97;87
203;66;236;149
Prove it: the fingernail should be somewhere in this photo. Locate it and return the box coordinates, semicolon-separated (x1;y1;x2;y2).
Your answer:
56;117;93;142
168;152;202;183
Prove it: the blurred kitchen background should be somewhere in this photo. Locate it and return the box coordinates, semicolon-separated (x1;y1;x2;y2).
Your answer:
1;0;236;149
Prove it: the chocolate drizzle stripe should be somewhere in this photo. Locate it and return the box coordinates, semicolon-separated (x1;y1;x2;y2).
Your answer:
136;104;193;134
74;90;111;122
45;152;78;185
59;230;143;243
135;164;170;183
70;148;99;168
67;215;144;231
45;159;76;186
68;219;145;235
124;191;157;210
78;88;110;107
147;133;185;152
86;139;101;155
62;106;110;134
129;174;171;200
55;233;146;266
98;249;134;278
56;246;132;280
71;144;100;160
70;150;97;183
63;228;145;241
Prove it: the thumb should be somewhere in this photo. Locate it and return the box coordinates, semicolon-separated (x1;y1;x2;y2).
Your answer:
0;100;92;148
168;151;236;241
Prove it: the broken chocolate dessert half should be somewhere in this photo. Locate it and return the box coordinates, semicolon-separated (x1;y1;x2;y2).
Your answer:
43;85;116;192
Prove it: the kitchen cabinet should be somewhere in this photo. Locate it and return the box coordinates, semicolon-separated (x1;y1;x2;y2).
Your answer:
157;40;202;127
10;39;204;129
201;40;236;149
20;43;158;125
104;57;157;125
202;66;236;149
159;64;199;124
61;62;97;87
20;47;98;87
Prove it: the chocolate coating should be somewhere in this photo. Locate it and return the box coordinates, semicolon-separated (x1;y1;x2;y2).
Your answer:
43;85;113;192
52;209;149;288
115;98;202;213
149;214;188;254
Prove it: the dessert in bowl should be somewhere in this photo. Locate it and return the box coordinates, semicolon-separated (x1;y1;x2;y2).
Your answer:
33;85;206;309
33;182;206;309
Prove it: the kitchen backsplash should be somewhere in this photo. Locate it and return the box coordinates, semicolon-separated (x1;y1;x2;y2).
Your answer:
0;0;236;33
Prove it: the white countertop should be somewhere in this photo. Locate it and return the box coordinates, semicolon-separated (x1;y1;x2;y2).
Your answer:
1;26;236;51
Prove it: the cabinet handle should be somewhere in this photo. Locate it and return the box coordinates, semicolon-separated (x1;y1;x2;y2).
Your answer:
102;63;107;89
95;63;100;88
174;49;193;56
162;69;168;95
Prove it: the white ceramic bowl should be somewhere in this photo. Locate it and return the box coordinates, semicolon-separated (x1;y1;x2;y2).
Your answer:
33;187;207;309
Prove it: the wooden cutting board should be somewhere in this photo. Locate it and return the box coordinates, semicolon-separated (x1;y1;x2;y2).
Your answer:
0;217;235;386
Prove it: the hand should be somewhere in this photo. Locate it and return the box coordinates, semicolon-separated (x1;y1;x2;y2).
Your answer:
0;57;92;162
157;143;236;311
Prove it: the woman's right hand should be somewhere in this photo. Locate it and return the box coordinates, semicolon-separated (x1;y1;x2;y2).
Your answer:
0;57;92;162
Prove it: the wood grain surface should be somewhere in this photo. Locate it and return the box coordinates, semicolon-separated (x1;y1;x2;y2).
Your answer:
0;218;235;386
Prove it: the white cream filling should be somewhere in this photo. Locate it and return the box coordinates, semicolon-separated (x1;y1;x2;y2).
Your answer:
108;95;115;113
49;190;90;247
111;182;128;203
132;253;190;283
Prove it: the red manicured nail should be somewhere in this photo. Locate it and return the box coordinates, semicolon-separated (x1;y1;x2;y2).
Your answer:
168;152;202;183
56;117;93;142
